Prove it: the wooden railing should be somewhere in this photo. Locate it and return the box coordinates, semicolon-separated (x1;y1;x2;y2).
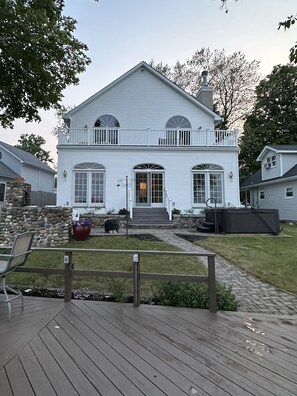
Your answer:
15;248;217;312
58;128;238;147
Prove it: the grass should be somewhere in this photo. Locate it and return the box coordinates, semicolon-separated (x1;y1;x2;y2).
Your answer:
6;234;207;298
198;223;297;295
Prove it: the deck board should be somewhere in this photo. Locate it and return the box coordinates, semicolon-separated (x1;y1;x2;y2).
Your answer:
0;297;297;395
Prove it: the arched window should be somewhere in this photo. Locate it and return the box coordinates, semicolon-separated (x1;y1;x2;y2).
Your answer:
94;115;120;128
133;164;164;170
94;115;119;144
165;116;192;146
74;162;105;206
166;116;191;129
192;163;223;206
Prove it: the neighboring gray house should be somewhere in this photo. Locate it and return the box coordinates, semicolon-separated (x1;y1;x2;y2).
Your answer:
241;145;297;221
0;141;56;206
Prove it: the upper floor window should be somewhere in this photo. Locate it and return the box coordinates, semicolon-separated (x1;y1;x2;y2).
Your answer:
94;114;120;128
165;116;192;145
265;155;276;169
166;116;191;129
73;163;105;206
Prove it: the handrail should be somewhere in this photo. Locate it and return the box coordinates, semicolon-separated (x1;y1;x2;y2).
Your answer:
15;247;217;313
165;189;173;221
206;197;218;234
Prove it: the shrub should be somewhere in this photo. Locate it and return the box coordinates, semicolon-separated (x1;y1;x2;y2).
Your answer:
118;208;128;215
153;281;239;311
172;208;181;215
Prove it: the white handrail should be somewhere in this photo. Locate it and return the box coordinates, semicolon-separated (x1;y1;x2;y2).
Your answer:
165;189;172;221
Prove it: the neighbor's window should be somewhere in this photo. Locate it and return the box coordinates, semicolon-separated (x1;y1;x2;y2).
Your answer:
74;163;105;206
0;183;5;202
259;191;265;200
266;155;276;167
286;187;293;198
192;164;223;205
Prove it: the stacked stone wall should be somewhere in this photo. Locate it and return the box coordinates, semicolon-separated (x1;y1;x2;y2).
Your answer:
0;206;72;247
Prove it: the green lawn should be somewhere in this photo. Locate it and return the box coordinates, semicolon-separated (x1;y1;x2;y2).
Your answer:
7;234;206;297
198;224;297;295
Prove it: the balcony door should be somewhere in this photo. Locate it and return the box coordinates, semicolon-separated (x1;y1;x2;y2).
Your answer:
134;164;164;207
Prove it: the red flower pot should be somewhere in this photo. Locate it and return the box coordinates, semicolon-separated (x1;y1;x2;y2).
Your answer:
72;225;91;241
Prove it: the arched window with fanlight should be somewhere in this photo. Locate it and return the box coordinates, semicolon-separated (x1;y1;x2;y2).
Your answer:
73;162;105;206
164;115;192;146
94;114;120;145
192;164;224;206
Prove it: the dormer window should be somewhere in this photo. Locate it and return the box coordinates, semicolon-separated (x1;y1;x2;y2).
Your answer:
265;155;276;169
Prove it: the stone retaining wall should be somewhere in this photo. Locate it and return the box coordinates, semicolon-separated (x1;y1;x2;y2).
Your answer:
0;206;72;247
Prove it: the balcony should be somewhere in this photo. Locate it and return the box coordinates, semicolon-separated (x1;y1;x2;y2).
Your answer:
58;128;238;147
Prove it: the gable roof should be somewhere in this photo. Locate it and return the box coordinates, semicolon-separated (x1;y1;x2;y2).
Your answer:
257;145;297;161
64;61;222;123
241;164;297;189
0;141;55;174
0;161;19;179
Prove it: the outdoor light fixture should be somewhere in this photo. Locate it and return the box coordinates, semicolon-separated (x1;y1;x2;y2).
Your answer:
63;170;67;179
229;171;233;180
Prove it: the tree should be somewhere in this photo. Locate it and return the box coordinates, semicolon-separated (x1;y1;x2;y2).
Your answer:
239;64;297;178
52;104;74;136
278;15;297;64
151;48;260;130
15;133;53;164
0;0;91;128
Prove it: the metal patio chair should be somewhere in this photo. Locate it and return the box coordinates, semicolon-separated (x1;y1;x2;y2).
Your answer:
0;232;35;320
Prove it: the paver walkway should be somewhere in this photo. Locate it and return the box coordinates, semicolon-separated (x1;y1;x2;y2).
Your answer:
95;227;297;315
151;229;297;315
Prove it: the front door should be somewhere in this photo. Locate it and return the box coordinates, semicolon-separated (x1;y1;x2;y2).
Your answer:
135;172;163;207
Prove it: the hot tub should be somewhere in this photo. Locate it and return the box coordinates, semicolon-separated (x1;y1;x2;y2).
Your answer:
205;208;280;234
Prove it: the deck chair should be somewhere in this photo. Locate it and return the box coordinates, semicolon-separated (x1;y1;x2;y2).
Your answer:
0;232;35;320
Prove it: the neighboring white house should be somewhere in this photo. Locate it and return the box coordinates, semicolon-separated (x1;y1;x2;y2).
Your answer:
56;61;240;219
241;145;297;221
0;141;56;206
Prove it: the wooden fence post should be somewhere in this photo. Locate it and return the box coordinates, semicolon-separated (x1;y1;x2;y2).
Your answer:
64;251;73;302
133;253;140;307
208;255;217;313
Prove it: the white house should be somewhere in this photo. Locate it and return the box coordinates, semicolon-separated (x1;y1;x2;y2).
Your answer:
241;145;297;222
0;141;56;207
56;61;240;220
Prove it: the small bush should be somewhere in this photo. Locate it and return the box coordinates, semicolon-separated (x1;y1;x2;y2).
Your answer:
154;281;239;311
118;208;128;215
172;208;181;215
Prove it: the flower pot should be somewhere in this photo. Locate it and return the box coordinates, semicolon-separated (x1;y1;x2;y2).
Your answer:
72;225;91;241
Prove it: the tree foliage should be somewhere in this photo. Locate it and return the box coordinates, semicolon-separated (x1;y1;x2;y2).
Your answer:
278;14;297;64
151;48;260;130
15;133;53;164
239;64;297;178
0;0;91;128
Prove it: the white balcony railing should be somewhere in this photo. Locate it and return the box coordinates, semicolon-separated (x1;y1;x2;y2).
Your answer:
58;128;238;147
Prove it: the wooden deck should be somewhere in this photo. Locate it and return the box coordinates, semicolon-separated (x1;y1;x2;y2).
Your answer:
0;297;297;395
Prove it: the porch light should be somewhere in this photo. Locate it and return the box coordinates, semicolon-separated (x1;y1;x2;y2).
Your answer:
229;171;233;180
63;170;67;179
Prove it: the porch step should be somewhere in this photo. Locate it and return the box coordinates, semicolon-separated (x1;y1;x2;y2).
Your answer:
196;219;215;233
130;208;172;226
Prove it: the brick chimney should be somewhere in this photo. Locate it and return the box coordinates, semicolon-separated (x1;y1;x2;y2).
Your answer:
196;70;213;110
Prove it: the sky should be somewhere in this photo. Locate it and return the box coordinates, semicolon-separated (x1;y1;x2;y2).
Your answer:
0;0;296;167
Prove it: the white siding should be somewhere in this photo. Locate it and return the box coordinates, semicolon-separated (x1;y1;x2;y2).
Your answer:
57;147;240;213
22;166;55;193
69;69;214;130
